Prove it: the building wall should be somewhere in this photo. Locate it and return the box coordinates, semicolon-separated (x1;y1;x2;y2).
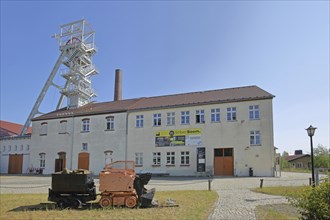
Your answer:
0;136;31;173
289;156;311;169
127;99;274;176
30;112;128;174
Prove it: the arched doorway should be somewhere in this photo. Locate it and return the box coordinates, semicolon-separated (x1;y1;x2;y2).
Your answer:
55;152;66;172
78;152;89;170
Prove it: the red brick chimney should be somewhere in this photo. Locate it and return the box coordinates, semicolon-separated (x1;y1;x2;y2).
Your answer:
114;69;122;101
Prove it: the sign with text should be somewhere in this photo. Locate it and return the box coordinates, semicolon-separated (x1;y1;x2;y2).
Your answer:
155;128;202;147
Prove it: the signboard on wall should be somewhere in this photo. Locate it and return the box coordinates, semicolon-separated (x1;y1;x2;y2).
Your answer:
197;147;206;172
155;128;202;147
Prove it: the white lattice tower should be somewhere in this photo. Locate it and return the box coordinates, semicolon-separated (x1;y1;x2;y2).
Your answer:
20;19;98;135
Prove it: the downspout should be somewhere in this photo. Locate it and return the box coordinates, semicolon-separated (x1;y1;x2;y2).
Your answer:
125;111;129;161
70;113;74;170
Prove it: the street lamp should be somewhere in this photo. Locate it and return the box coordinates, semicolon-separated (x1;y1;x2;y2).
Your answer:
306;125;317;187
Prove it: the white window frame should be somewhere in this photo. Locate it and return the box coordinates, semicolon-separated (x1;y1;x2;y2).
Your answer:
250;130;261;145
196;110;205;124
249;105;260;120
106;116;115;130
82;143;88;151
166;152;175;165
181;151;190;165
167;112;175;126
82;119;90;132
135;152;143;166
136;115;144;128
152;152;161;165
153;113;161;126
181;111;190;124
211;108;220;122
227;107;237;121
39;153;46;169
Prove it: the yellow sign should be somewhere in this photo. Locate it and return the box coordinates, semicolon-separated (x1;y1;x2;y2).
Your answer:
156;128;202;137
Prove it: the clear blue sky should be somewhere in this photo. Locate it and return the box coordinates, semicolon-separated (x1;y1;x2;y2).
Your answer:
1;1;329;154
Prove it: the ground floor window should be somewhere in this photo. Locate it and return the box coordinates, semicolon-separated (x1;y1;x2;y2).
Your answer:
135;152;143;166
39;153;46;168
152;152;161;165
181;151;189;165
166;152;175;165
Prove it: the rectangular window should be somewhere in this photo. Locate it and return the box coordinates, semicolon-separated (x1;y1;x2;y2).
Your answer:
152;152;161;165
14;145;17;151
136;115;144;128
153;113;161;126
181;151;190;165
250;130;261;145
40;122;48;135
8;145;11;152
211;108;220;122
181;111;190;124
196;110;205;123
106;116;115;130
82;143;88;151
39;153;46;168
167;112;175;126
2;146;5;152
59;120;67;133
166;152;175;165
82;119;90;132
26;145;29;151
249;105;260;120
135;152;143;166
227;107;237;121
20;145;23;151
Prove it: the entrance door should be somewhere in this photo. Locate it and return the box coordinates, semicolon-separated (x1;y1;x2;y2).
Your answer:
214;148;234;176
78;152;89;170
8;154;23;174
55;152;66;172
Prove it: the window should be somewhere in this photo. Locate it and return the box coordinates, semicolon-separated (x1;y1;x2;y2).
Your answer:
82;143;88;151
196;110;205;123
135;152;143;166
153;113;161;126
181;151;190;165
26;145;30;151
181;111;190;124
2;146;5;152
82;119;90;132
39;153;46;169
136;115;144;128
227;107;237;121
8;145;11;152
211;108;220;122
167;112;175;126
152;152;161;165
106;116;115;130
40;122;48;135
59;120;67;133
14;145;17;151
250;130;261;145
20;145;23;151
249;105;260;120
166;152;175;165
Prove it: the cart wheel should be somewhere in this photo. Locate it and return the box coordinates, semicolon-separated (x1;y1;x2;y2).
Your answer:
99;197;112;208
57;200;67;209
125;196;137;208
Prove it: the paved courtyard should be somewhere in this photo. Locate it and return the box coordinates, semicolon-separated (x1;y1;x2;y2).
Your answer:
0;172;315;219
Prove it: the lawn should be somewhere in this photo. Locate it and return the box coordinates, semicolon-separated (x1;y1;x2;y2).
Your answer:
0;190;218;220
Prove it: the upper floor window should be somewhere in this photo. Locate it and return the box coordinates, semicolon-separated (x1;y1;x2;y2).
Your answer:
249;105;260;120
181;151;190;165
40;122;48;135
26;145;30;151
167;112;175;126
14;145;17;151
8;145;11;152
250;130;261;145
135;152;143;166
39;153;46;168
2;146;5;152
59;120;67;134
181;111;190;124
153;113;161;126
152;152;161;165
82;119;90;132
196;110;205;124
227;107;237;121
82;143;88;151
106;116;115;130
166;152;175;165
136;115;144;128
211;108;220;122
20;145;23;151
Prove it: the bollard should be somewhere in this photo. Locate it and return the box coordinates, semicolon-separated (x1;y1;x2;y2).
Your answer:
260;179;264;188
208;179;212;191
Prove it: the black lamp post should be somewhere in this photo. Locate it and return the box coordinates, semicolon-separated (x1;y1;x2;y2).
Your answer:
306;125;317;187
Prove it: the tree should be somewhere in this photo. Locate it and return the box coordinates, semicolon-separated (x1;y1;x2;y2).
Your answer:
281;151;289;169
314;144;330;168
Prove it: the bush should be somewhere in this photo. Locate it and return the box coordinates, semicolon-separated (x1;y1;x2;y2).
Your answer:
289;177;330;220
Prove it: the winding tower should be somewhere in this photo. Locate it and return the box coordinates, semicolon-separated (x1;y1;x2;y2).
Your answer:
20;19;98;135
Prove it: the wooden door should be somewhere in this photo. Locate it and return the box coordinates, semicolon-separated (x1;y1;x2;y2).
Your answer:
78;152;89;170
214;148;233;176
8;154;23;174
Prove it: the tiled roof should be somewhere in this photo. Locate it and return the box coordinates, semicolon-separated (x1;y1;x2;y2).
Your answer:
0;120;32;137
284;154;310;162
32;85;274;121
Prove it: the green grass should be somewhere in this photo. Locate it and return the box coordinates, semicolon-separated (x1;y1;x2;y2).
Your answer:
252;186;309;220
0;190;218;220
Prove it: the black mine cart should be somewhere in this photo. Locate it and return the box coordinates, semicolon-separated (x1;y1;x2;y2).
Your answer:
48;170;97;208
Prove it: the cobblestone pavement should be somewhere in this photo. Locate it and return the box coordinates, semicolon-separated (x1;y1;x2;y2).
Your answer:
0;172;317;219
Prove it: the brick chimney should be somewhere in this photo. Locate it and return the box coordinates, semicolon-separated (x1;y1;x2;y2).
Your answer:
114;69;122;101
294;150;303;155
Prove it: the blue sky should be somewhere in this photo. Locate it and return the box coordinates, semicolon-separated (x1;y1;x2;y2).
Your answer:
1;1;329;154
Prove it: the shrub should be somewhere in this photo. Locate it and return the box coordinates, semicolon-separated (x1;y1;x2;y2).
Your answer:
289;177;330;220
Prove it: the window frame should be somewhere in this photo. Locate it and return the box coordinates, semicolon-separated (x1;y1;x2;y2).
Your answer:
82;143;88;151
39;153;46;169
181;111;190;125
152;152;161;166
211;108;220;123
136;115;144;128
249;105;260;120
82;118;90;132
153;113;162;127
106;116;115;130
166;152;175;165
196;110;205;124
250;130;261;145
135;152;143;166
181;151;190;165
166;112;175;126
227;107;237;121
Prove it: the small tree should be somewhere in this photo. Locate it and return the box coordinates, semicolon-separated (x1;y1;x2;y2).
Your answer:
281;151;289;169
314;144;330;168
